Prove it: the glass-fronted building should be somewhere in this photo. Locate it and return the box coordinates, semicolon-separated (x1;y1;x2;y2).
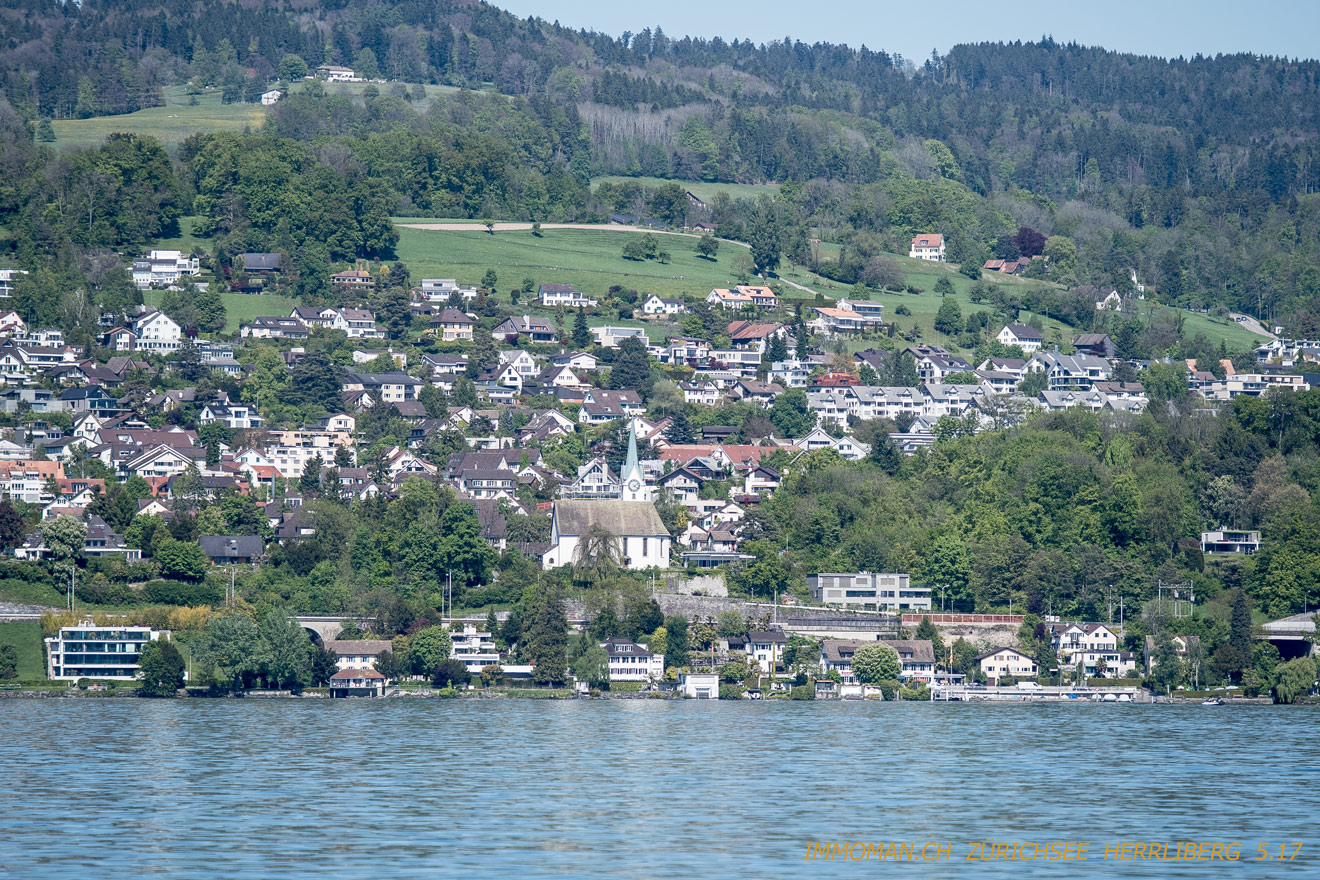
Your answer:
45;623;169;680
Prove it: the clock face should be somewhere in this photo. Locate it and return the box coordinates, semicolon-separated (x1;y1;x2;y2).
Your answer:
627;479;641;492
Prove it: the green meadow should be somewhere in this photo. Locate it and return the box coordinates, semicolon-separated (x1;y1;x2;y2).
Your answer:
143;290;298;334
0;621;46;680
50;87;266;150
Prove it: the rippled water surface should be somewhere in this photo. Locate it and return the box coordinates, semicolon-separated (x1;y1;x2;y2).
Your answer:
1;700;1316;878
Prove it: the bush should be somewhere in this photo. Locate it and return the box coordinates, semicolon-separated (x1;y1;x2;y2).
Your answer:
877;679;900;700
789;684;815;700
894;305;911;316
143;579;223;606
718;684;744;700
899;684;931;700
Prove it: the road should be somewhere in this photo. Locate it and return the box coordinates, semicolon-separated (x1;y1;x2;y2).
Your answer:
1229;313;1275;339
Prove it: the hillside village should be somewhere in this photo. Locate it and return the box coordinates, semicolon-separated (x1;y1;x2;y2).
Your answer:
1;226;1315;699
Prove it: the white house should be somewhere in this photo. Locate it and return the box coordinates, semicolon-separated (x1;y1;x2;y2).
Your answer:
976;647;1039;682
131;250;200;289
642;295;687;316
602;638;665;682
1200;529;1261;555
260;89;283;105
996;324;1043;353
538;283;596;308
541;500;670;571
323;639;393;672
127;309;182;352
807;572;930;611
908;233;945;261
746;630;787;673
678;671;719;698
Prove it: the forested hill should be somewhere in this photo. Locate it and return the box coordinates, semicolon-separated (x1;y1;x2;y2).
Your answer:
3;1;1320;330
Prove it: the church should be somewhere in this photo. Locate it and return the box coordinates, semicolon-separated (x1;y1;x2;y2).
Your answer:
541;424;671;570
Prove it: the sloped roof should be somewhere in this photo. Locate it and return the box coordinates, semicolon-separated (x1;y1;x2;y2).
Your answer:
553;500;667;537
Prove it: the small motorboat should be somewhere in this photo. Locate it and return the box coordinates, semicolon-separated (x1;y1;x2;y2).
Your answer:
1201;697;1225;706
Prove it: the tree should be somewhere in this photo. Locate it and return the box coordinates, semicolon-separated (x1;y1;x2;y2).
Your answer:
1272;657;1316;704
523;584;568;685
409;626;453;675
154;537;208;581
136;640;185;696
198;613;259;691
371;285;412;339
934;298;963;335
852;643;900;683
353;47;381;79
913;616;946;666
572;643;611;689
0;644;17;680
0;501;26;551
1150;633;1184;695
748;197;782;273
44;516;87;605
715;609;746;638
696;234;719;260
278;54;309;81
310;645;339;685
573;306;591;348
764;331;789;366
1014;227;1047;257
574;523;620;586
257;610;313;689
290;351;344;414
768;388;813;438
861;256;904;290
431;658;472;688
609;336;652;395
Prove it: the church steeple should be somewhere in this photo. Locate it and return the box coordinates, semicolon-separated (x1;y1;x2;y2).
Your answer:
621;421;651;502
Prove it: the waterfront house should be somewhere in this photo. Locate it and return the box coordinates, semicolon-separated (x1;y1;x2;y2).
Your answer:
746;630;787;673
329;668;386;697
324;639;394;672
678;672;719;699
975;647;1039;683
602;638;665;682
45;622;171;680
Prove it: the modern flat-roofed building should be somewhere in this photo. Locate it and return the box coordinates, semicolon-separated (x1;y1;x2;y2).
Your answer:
45;622;170;680
1200;529;1261;555
808;572;931;611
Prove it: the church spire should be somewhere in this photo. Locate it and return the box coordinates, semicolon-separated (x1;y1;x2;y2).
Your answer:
621;421;651;502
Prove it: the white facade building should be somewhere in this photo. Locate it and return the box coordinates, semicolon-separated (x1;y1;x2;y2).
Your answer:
45;622;171;680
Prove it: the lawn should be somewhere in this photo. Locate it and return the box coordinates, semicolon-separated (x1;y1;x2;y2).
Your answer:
591;176;781;203
0;573;65;608
394;224;757;302
143;290;298;334
151;216;212;257
0;621;46;680
50;86;266;151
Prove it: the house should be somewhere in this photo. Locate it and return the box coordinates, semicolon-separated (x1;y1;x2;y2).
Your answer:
331;269;373;289
1073;333;1116;359
17;514;139;561
131;250;200;289
975;647;1039;682
316;65;360;82
908;234;945;261
450;625;501;673
45;622;171;680
1144;634;1201;676
0;310;26;336
550;351;598;371
541;500;671;571
241;316;309;339
492;315;557;344
746;630;787;673
1092;289;1125;311
428;308;474;342
578;389;643;424
0;268;29;298
324;639;394;671
342;371;423;404
602;638;665;682
727;321;785;352
591;325;648;349
808;572;930;611
982;258;1032;275
731;379;783;407
706;287;754;310
680;380;721;406
329;668;386;697
742;464;781;497
820;639;936;682
565;457;620;499
1028;351;1112;390
199;535;264;565
678;671;719;698
997;324;1044;353
538;283;596;308
498;349;540;380
124;308;182;353
810;307;870;334
339;308;383;339
1200;529;1261;555
642;295;686;316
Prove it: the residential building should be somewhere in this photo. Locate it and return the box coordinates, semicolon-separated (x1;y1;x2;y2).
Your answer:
1028;351;1112;390
591;325;648;348
541;500;671;570
450;625;501;673
602;638;665;682
241;316;309;339
131;250;200;289
976;647;1039;682
808;572;930;611
199;535;264;565
45;622;171;680
997;324;1044;353
331;270;373;289
538;283;596;308
820;640;936;683
324;640;394;672
641;295;687;316
746;630;787;673
260;89;283;105
908;233;945;261
126;309;182;353
0;268;29;297
1200;529;1261;555
1144;634;1201;676
492;315;557;344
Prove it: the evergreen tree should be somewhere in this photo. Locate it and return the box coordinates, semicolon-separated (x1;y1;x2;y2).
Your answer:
290;351;344;414
573;306;591;348
764;331;789;365
136;640;185;696
609;336;653;396
523;584;568;686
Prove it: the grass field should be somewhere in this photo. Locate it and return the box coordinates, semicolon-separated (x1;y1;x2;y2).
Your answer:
395;224;757;301
592;176;781;203
50;86;265;150
0;621;46;680
143;290;298;334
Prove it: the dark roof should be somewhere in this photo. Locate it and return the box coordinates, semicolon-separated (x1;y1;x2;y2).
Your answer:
198;535;264;559
324;639;393;656
240;253;281;271
747;630;787;644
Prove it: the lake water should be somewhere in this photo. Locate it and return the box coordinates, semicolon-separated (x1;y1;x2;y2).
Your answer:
1;699;1316;878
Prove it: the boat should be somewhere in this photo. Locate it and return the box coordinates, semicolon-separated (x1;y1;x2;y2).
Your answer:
1201;697;1225;706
